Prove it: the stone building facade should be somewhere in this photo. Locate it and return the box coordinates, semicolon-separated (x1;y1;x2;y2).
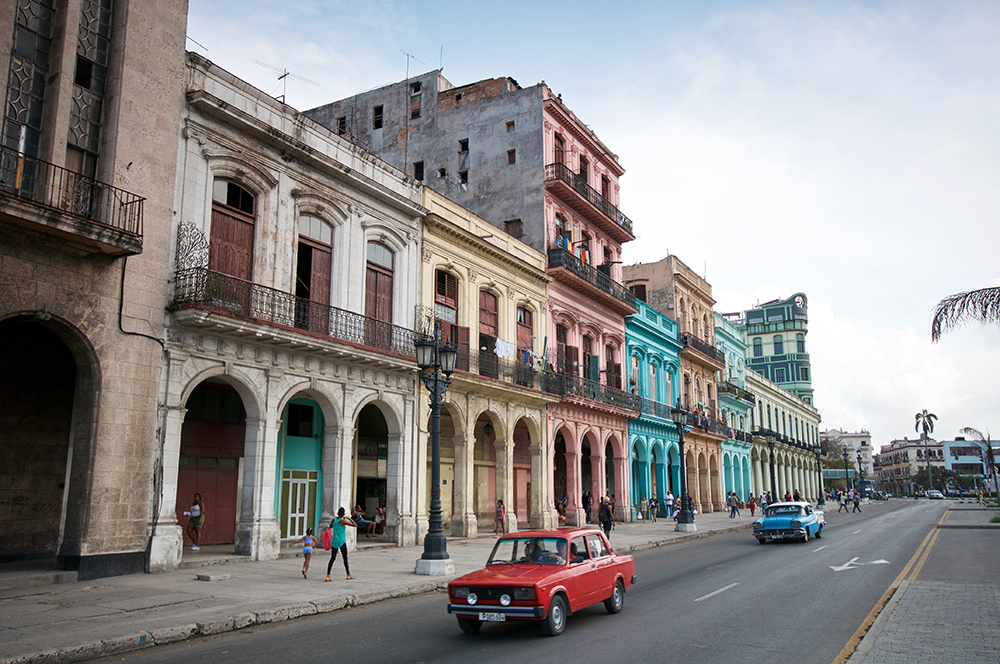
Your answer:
149;53;426;571
417;188;557;538
0;0;187;578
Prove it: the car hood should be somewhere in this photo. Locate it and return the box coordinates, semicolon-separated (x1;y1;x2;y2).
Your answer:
451;565;564;585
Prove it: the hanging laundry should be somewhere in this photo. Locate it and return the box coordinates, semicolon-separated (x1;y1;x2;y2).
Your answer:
493;337;517;358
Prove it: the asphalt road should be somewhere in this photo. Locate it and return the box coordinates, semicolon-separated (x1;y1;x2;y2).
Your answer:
92;500;951;664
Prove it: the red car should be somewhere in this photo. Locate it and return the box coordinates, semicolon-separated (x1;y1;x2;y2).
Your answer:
447;527;636;636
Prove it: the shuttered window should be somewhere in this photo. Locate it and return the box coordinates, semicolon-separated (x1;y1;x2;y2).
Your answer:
365;242;393;324
435;270;458;323
479;290;498;336
516;306;532;350
209;180;255;280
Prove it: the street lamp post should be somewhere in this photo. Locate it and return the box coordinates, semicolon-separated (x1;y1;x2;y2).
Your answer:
766;432;777;503
670;407;696;532
857;451;865;498
842;449;851;493
812;444;826;508
414;321;458;576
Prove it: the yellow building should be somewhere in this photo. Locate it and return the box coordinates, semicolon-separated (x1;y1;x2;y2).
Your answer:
417;190;559;538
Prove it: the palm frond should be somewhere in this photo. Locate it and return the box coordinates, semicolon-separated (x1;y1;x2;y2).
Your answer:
931;286;1000;342
960;426;985;442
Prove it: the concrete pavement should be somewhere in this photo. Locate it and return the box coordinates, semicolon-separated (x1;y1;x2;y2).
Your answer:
846;502;1000;664
0;510;750;664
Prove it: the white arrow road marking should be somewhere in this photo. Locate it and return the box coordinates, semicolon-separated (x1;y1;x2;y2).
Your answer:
695;582;739;602
812;545;828;552
830;557;891;571
830;557;860;571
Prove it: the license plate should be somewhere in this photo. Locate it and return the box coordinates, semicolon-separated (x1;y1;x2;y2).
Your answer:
479;612;506;622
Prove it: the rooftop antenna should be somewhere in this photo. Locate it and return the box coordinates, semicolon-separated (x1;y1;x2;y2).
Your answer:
401;49;425;171
255;61;319;105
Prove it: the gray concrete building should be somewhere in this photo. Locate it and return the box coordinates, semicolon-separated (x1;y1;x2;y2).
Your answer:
0;0;188;578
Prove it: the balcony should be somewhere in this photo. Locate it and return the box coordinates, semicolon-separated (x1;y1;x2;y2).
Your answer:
557;373;641;414
547;248;637;315
679;333;726;369
717;380;756;405
172;268;417;359
453;343;562;396
0;145;143;255
544;163;634;243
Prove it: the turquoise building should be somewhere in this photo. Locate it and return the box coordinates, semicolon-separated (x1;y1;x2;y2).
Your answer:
715;313;755;502
625;300;684;518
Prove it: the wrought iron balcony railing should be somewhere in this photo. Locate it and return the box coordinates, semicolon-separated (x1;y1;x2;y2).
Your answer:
545;163;633;235
454;342;562;395
0;144;144;236
172;268;417;358
717;380;757;405
547;248;637;310
560;373;641;412
679;333;726;364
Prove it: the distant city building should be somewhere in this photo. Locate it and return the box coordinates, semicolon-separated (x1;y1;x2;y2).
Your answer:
821;429;874;478
728;293;814;404
874;437;945;495
941;438;988;483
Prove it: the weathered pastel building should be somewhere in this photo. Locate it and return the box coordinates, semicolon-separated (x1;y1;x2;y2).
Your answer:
0;0;187;578
151;53;427;571
307;72;640;524
715;312;755;502
417;188;557;537
624;255;728;513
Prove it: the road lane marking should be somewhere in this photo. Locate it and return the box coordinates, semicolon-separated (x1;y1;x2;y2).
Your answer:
853;529;862;534
830;557;860;571
694;582;739;602
830;505;952;664
812;545;828;552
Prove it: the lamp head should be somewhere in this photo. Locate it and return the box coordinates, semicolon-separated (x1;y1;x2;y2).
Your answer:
415;335;435;370
670;406;685;426
440;343;458;376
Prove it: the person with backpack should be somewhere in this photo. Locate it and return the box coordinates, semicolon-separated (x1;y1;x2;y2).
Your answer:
324;507;357;582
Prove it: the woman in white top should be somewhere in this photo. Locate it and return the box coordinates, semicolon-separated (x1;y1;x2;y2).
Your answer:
185;493;205;551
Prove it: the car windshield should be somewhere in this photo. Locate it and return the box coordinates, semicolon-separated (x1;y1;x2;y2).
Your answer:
488;537;569;566
765;505;802;517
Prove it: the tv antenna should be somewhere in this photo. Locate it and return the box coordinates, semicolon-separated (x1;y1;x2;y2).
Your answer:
255;61;319;104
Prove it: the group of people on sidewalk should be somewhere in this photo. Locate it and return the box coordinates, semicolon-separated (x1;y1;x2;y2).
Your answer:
836;489;863;513
289;506;372;582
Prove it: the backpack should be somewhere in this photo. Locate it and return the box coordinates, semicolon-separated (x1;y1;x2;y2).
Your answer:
321;527;333;551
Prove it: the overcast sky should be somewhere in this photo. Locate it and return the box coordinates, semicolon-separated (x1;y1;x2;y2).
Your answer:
187;0;1000;450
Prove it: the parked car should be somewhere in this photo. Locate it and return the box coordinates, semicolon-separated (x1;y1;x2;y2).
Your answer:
447;527;636;636
926;490;945;500
753;501;825;544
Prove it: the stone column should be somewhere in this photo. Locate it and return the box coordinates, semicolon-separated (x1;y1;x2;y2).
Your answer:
452;430;475;537
234;416;281;560
148;403;186;572
565;451;584;525
495;436;516;533
530;435;551;529
321;424;348;526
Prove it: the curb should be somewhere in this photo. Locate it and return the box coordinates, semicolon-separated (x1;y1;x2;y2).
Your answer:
0;528;740;664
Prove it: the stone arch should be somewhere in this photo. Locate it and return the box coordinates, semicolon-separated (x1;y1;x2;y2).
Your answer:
204;150;280;197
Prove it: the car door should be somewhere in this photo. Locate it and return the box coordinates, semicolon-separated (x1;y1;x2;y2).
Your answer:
586;533;616;606
564;535;593;607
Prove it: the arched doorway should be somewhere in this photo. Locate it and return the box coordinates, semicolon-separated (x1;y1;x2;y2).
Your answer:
605;440;615;501
580;436;593;499
356;403;389;521
473;415;497;530
0;318;79;563
178;380;247;546
277;397;323;540
650;445;661;516
553;432;568;505
512;419;532;527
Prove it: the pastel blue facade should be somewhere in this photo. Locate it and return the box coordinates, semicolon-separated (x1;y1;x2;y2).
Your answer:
715;313;755;503
626;300;684;518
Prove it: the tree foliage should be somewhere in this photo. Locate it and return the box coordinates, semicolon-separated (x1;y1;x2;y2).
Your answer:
931;286;1000;342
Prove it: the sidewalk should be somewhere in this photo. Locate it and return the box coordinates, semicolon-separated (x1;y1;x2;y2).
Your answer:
846;503;1000;664
0;511;750;664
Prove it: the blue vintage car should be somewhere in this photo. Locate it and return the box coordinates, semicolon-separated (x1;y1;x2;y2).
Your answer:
753;501;825;544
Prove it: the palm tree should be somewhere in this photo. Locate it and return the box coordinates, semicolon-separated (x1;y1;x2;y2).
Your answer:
915;410;937;492
960;426;997;499
931;286;1000;341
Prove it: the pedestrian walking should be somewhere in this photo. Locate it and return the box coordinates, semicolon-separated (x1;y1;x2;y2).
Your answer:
598;497;613;538
748;494;756;516
838;492;847;513
760;491;768;513
852;492;862;513
290;527;316;579
639;495;648;523
183;492;205;551
583;491;592;523
494;499;506;538
665;491;675;518
649;495;658;523
324;507;356;582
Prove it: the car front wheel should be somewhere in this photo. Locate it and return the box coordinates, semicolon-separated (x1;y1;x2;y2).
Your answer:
815;525;822;539
801;530;809;543
541;594;567;636
457;617;482;633
604;579;625;614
